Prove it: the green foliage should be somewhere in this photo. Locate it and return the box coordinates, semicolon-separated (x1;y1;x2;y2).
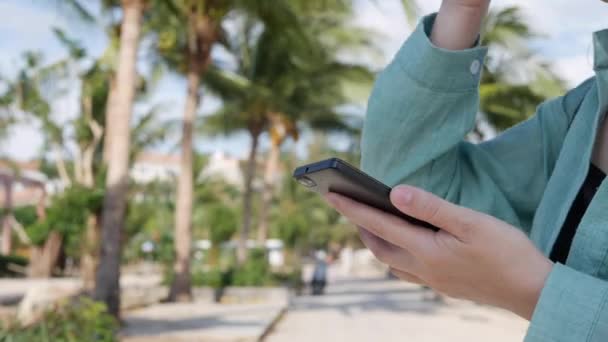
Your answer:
12;206;39;228
205;204;238;245
123;181;175;263
270;148;358;254
200;1;374;140
0;297;118;342
480;83;545;129
170;250;273;289
26;186;103;256
191;268;231;289
231;248;272;286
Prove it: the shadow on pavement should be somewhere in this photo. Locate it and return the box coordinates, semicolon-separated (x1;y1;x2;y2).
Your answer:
292;278;445;317
122;315;260;337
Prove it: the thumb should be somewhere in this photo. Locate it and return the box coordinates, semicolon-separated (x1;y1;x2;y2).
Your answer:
390;185;484;240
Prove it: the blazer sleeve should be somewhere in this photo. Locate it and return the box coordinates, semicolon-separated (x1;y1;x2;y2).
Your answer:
525;263;608;341
360;13;592;232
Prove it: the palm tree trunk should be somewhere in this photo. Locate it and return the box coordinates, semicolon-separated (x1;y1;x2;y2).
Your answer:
257;140;280;245
237;130;261;264
94;0;144;318
168;57;201;303
81;213;100;292
81;106;103;292
1;177;13;255
168;5;216;302
103;76;117;164
28;231;63;277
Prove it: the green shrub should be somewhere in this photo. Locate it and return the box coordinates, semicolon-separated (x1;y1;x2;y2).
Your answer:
192;268;219;288
0;297;118;342
166;249;302;290
231;248;273;287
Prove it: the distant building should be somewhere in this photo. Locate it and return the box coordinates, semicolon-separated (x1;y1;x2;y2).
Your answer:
130;152;181;184
0;160;52;208
0;150;245;204
131;150;244;188
199;151;243;188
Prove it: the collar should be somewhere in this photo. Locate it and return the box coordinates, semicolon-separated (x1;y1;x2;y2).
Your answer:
594;29;608;70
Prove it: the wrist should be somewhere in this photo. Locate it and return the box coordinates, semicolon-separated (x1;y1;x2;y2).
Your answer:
511;258;554;320
431;2;490;50
441;1;490;13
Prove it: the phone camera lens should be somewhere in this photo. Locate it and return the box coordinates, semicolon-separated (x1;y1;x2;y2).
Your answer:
297;176;316;188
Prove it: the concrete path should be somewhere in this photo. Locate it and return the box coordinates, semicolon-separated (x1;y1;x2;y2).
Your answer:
121;299;285;342
266;277;528;342
0;273;162;304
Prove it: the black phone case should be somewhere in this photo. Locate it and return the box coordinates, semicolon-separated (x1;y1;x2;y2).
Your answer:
293;158;437;230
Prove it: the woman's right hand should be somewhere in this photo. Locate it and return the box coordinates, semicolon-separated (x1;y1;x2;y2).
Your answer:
431;0;490;50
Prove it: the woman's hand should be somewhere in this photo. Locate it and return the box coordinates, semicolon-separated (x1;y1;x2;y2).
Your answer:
324;185;553;320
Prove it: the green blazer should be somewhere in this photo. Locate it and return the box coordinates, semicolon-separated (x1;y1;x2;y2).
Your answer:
361;14;608;341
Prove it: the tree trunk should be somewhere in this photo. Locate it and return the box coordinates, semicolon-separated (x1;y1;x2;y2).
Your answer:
257;140;280;245
1;177;13;255
237;130;261;264
94;0;144;318
80;101;104;292
168;5;215;302
28;231;63;278
168;58;201;303
81;213;100;292
103;77;117;164
53;145;72;187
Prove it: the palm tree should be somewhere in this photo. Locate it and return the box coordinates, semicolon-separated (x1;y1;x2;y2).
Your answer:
1;52;67;273
95;0;146;317
0;92;16;145
149;0;225;302
149;0;316;300
2;28;164;283
256;1;381;246
201;0;380;262
478;6;565;133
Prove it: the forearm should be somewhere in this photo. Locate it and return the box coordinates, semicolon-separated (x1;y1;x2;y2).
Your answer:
431;1;490;50
361;13;489;190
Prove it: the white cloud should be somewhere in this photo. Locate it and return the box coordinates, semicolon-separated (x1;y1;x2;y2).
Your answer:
554;54;596;87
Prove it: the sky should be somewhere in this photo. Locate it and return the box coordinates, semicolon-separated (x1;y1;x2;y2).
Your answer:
1;0;608;161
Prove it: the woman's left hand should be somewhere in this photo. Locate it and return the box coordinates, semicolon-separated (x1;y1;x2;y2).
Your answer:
324;185;553;320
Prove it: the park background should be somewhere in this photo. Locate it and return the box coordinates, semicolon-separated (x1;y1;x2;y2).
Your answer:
0;0;607;341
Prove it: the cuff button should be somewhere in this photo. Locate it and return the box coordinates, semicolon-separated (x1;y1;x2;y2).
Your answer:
470;60;481;75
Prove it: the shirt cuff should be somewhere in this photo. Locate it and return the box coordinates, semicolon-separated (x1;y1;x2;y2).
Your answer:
525;263;608;341
393;13;488;92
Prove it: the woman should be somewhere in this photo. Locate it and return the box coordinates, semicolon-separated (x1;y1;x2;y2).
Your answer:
324;0;608;340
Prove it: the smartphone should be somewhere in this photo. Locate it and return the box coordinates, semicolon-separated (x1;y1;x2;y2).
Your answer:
293;158;437;230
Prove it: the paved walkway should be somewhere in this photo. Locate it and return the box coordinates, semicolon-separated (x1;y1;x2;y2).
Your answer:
121;299;285;342
266;277;528;342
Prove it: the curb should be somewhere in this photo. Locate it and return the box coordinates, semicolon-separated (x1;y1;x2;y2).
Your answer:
258;306;288;341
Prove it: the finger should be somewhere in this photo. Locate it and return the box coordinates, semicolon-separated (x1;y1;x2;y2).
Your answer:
358;227;421;272
389;267;425;285
390;185;488;241
325;192;433;254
